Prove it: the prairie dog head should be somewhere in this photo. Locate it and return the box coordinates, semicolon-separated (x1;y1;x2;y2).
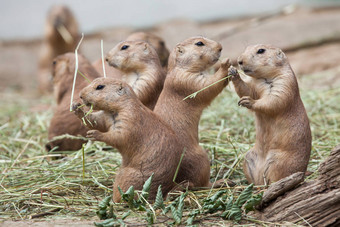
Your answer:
52;53;96;103
52;53;72;82
106;41;161;73
237;44;288;79
45;5;79;44
168;37;222;72
79;78;137;111
126;32;170;67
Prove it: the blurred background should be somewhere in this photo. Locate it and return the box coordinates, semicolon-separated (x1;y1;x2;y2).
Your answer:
0;0;340;92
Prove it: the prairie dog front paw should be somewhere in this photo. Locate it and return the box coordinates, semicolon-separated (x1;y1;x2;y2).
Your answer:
238;96;255;109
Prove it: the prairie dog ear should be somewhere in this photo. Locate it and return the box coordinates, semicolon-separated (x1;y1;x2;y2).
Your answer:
176;45;184;54
276;49;286;66
117;82;125;95
143;43;149;53
277;49;285;60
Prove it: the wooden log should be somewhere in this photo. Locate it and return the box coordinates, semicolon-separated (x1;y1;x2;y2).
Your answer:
257;145;340;226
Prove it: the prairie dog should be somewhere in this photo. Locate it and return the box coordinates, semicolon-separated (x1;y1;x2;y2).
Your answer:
46;53;99;152
154;36;231;187
105;41;165;109
73;78;182;202
229;44;311;185
38;5;79;93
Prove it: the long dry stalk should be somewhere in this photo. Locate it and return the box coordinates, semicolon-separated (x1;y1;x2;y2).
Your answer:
69;33;84;111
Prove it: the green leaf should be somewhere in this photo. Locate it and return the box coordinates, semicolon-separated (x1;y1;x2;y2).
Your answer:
108;203;114;219
96;196;113;220
205;199;224;213
98;195;112;210
137;204;147;211
220;196;234;219
141;173;154;201
162;204;171;215
169;192;187;224
203;189;228;213
94;218;120;227
171;205;181;224
186;210;200;226
118;186;124;197
225;195;234;210
205;189;226;203
177;192;186;220
235;184;253;207
121;210;131;220
146;209;154;225
121;186;135;205
227;206;242;221
220;185;255;222
244;191;263;213
153;185;164;210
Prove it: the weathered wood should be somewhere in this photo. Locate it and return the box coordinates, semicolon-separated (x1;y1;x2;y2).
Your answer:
257;145;340;226
258;172;305;209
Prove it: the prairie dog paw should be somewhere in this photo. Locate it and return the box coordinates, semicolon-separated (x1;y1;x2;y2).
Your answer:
87;130;101;140
220;58;231;70
72;103;85;117
228;66;240;81
238;96;255;109
72;102;81;111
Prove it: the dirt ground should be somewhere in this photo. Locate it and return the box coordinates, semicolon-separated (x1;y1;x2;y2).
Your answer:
0;220;95;227
1;6;340;227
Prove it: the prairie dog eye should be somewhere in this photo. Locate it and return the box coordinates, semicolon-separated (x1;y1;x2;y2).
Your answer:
121;45;129;50
195;41;205;46
257;48;266;54
96;85;105;90
52;60;57;65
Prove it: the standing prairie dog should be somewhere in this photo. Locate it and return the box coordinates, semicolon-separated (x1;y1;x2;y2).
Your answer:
46;53;100;152
154;37;231;188
229;44;311;185
92;32;170;77
38;5;79;93
105;41;166;109
72;78;182;202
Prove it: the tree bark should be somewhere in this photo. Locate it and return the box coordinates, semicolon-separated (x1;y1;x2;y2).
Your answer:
257;145;340;226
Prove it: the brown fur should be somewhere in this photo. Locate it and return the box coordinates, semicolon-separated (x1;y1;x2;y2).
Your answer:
46;53;100;152
105;41;166;109
38;5;79;93
92;32;169;77
126;32;170;68
154;37;231;188
72;78;182;202
229;44;311;185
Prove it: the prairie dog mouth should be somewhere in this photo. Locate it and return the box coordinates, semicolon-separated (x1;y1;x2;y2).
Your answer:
212;57;220;64
240;66;252;74
107;60;117;68
213;52;221;62
82;99;92;107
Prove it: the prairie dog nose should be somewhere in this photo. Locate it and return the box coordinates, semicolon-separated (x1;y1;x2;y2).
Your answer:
237;56;243;65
